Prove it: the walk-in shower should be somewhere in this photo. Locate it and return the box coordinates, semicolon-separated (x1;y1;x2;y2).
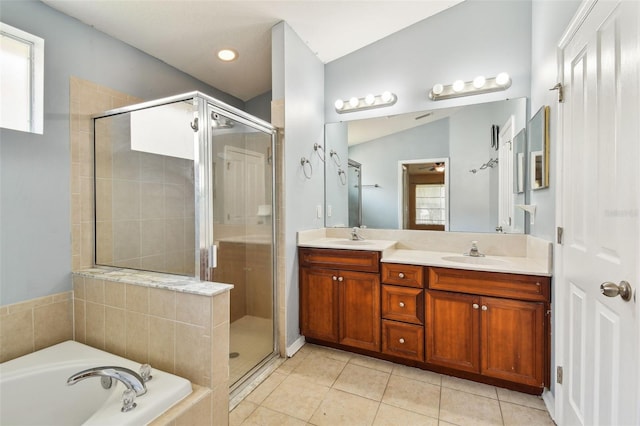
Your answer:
93;92;277;393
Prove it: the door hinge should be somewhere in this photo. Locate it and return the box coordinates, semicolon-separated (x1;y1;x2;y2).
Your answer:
557;366;563;384
557;226;564;244
550;83;564;103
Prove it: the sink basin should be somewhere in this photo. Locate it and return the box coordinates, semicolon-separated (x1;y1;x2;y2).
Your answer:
441;255;509;266
334;240;374;246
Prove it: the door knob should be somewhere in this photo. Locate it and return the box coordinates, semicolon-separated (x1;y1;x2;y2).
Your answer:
600;281;633;302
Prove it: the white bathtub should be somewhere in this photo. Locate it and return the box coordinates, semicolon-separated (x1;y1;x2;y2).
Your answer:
0;341;192;425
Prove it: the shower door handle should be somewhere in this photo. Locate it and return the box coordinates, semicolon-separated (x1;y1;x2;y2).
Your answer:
208;245;218;268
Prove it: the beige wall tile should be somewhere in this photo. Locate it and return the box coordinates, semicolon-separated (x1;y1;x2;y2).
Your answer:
74;299;86;343
211;322;230;386
113;221;141;261
104;281;125;308
212;291;230;327
149;288;176;320
149;316;176;375
176;292;211;330
0;309;34;362
126;311;149;364
73;275;85;299
105;306;126;356
175;322;209;386
212;384;230;426
141;183;166;220
34;300;73;350
126;284;149;314
141;219;166;257
85;301;105;349
84;278;105;304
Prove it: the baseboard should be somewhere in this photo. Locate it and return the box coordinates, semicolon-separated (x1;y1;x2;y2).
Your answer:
542;389;555;421
286;335;305;357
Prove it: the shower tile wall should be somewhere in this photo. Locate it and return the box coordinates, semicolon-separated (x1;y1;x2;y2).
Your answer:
94;114;195;275
70;76;141;272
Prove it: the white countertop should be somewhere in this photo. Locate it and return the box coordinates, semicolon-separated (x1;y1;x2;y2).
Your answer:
297;232;552;277
382;248;551;276
298;237;397;252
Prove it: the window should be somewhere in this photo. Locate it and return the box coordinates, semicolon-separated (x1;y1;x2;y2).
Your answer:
415;184;446;227
1;22;44;134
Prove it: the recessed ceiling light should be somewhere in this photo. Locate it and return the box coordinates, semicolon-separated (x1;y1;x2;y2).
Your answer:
217;49;238;62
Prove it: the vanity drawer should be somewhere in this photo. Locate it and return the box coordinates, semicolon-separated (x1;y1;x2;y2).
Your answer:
382;320;424;362
428;267;551;302
299;248;380;273
381;285;424;325
381;263;424;288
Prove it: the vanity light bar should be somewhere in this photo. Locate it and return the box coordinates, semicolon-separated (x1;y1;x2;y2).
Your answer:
428;73;512;101
334;91;397;113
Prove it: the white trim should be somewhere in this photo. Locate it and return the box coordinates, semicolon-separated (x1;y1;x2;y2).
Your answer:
558;0;598;49
542;389;556;422
286;335;305;357
396;157;450;231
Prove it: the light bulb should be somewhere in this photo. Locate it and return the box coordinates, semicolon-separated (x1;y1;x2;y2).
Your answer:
473;76;486;89
432;84;444;95
334;99;344;110
452;80;465;92
496;72;510;86
364;94;375;105
381;91;393;103
349;97;360;108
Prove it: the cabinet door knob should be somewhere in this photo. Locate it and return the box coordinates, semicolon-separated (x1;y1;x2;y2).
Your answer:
472;303;479;309
332;276;337;281
399;302;405;308
481;305;488;311
398;272;405;278
338;276;343;282
399;338;405;344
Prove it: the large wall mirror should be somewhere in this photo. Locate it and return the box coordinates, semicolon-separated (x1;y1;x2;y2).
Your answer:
324;97;528;234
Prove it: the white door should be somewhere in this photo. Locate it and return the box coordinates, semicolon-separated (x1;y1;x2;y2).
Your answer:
223;146;265;224
558;1;639;425
498;116;515;233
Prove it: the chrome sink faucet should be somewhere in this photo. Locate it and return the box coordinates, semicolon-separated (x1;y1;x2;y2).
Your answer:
465;240;485;257
67;366;147;397
350;227;365;241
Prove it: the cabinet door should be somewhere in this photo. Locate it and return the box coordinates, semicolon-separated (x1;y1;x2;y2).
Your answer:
426;291;480;373
299;267;339;342
480;297;545;387
339;270;381;351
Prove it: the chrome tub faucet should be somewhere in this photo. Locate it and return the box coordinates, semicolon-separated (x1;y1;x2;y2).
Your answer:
67;366;147;397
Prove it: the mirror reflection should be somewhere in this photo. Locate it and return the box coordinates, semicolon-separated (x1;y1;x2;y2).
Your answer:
325;98;527;233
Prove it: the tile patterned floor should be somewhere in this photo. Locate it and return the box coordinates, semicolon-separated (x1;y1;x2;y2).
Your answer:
230;343;555;426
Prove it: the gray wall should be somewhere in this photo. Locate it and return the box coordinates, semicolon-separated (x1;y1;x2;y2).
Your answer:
272;22;325;348
0;0;243;305
245;91;272;123
325;0;532;123
348;118;449;229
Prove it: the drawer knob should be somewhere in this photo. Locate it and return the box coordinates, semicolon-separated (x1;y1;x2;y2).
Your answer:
481;305;488;311
399;302;405;308
472;303;479;309
398;273;405;278
338;276;344;282
399;338;405;344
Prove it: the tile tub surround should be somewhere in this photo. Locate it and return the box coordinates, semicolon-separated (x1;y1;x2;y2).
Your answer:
73;267;233;426
0;291;73;363
298;228;552;276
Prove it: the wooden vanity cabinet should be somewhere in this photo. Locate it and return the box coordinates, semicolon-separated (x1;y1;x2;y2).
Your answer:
299;248;381;352
426;267;550;388
381;263;425;362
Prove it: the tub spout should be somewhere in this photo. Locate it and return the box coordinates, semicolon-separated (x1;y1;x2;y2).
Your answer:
67;366;147;396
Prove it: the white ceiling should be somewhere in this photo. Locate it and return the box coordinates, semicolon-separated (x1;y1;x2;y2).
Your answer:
42;0;463;101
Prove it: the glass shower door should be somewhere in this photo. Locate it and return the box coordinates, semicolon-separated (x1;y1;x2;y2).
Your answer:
207;107;276;388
